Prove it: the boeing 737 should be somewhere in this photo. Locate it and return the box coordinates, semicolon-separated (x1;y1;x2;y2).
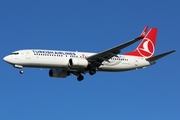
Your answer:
3;26;176;81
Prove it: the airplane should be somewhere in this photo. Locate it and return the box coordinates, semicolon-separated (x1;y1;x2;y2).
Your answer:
3;26;176;81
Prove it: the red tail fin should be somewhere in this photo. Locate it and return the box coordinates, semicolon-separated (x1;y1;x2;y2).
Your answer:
123;28;158;57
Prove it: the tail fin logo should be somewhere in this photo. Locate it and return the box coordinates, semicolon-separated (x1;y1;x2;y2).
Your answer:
137;38;155;57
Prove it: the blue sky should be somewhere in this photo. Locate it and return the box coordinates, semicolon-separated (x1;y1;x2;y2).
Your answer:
0;0;179;120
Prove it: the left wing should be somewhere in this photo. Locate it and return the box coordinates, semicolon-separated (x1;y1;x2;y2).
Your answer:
86;26;148;68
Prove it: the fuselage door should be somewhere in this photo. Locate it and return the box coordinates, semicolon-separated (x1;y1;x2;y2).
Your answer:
26;51;31;59
134;57;138;67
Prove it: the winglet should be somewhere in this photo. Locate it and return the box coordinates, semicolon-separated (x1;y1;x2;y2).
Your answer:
138;26;148;39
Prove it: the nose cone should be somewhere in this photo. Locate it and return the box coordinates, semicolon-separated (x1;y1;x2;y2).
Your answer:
3;56;8;62
3;56;11;63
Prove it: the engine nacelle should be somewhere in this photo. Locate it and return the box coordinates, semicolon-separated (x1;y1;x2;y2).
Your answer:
69;58;88;68
49;69;69;78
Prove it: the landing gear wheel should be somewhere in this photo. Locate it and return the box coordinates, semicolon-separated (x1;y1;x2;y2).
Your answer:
89;70;96;75
77;75;84;81
20;70;24;74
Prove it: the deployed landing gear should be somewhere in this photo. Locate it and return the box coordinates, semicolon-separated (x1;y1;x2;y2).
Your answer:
89;70;96;75
77;75;84;81
75;69;96;81
20;70;24;74
13;65;24;74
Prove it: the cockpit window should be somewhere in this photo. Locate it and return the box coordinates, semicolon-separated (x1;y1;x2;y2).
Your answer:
10;52;19;55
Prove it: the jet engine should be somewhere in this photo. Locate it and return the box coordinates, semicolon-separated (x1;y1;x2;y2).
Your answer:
49;69;70;78
69;58;88;68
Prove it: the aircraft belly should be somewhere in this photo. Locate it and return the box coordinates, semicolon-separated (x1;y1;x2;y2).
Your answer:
99;62;135;72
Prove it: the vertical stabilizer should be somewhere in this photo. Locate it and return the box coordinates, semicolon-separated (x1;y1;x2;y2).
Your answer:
123;28;158;57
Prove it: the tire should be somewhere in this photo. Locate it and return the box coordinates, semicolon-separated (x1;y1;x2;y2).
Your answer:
89;70;96;75
77;75;84;81
20;70;24;74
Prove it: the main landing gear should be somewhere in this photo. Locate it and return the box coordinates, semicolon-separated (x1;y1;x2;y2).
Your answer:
89;70;96;75
76;70;96;81
77;74;84;81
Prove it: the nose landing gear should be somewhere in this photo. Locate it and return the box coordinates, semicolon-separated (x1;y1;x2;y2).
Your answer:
20;70;24;74
13;65;24;74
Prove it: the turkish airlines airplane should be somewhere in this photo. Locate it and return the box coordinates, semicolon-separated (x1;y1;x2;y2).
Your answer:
3;26;176;81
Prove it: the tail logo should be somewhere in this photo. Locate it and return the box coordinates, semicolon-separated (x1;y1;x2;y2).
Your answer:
137;38;155;57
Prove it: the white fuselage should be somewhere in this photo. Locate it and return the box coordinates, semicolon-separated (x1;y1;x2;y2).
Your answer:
3;27;175;81
3;49;154;72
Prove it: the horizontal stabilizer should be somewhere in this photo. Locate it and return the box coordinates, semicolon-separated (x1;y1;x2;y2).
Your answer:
146;50;176;61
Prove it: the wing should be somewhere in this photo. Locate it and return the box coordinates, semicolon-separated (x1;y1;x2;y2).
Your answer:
86;26;148;69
